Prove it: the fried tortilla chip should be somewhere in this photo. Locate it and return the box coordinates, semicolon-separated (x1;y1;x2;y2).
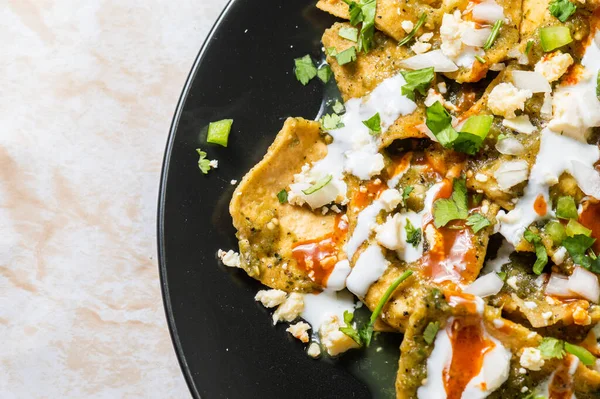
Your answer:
230;117;337;292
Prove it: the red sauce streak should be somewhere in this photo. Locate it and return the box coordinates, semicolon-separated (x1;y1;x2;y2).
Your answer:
387;152;412;181
533;194;548;216
579;200;600;253
443;318;495;399
292;215;348;287
353;179;385;210
420;180;479;284
446;291;481;315
548;356;577;399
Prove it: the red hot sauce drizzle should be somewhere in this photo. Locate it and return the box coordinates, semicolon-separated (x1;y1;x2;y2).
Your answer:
291;215;348;287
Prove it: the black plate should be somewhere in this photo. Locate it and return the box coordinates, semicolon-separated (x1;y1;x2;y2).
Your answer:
158;1;400;398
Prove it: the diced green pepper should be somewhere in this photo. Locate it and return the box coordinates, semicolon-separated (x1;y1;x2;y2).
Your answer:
566;219;592;237
540;26;573;52
207;119;234;147
545;220;567;245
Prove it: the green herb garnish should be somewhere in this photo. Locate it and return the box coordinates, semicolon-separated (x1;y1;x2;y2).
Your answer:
563;234;596;269
294;55;317;85
317;65;333;83
403;185;414;202
400;67;435;100
483;20;503;50
332;100;345;114
432;178;468;228
398;13;426;46
335;46;357;65
207;119;234;147
405;219;422;247
538;337;566;359
277;189;288;204
524;229;548;275
321;113;345;130
549;0;577;22
342;0;377;52
466;213;491;233
362;112;382;135
302;175;333;195
196;148;212;174
475;55;486;64
525;40;534;55
564;342;597;366
339;26;359;42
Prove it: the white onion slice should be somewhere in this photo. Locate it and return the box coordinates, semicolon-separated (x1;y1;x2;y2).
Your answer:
461;27;491;47
399;50;459;72
502;115;537;134
570;160;600;199
512;71;551;93
567;266;600;303
545;273;572;297
493;160;529;191
495;137;525;155
472;1;505;23
464;273;505;298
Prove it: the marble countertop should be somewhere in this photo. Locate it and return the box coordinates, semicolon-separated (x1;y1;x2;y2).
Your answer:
1;1;228;397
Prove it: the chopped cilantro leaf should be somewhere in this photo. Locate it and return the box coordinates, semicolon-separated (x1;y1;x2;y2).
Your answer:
362;112;381;135
563;234;596;268
432;178;469;228
326;46;338;57
335;46;357;65
524;229;548;274
342;0;376;52
339;26;359;42
321;113;345;130
423;321;440;345
332;100;345;114
294;55;317;85
398;13;426;46
538;337;565;359
525;40;534;55
405;219;422;247
466;213;491;233
403;186;414;202
343;0;364;25
302;175;333;195
426;101;458;147
196;148;212;174
497;271;507;281
339;310;362;345
549;0;577;22
400;67;435;100
207;119;234;147
317;64;332;83
277;189;288;204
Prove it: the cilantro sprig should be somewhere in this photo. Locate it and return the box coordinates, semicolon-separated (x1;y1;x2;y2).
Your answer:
549;0;577;22
432;178;468;228
398;13;426;46
563;234;600;272
294;55;317;85
321;113;345;130
362;112;381;135
277;189;288;204
538;337;597;366
196;148;212;174
483;20;503;50
402;186;414;202
466;213;491;233
342;0;377;53
523;229;548;275
423;321;440;344
405;219;422;247
400;67;435;100
340;270;414;347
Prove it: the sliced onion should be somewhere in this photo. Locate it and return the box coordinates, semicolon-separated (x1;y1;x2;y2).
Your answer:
461;27;491;47
570;160;600;199
567;266;600;303
502;115;537;134
512;71;551;93
495;137;525;155
399;50;459;73
464;273;504;298
545;273;572;297
472;1;505;23
493;160;529;191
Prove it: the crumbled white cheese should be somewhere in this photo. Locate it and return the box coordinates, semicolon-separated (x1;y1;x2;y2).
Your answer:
489;63;506;71
437;82;447;94
375;213;404;251
307;342;321;358
401;20;414;33
272;293;304;324
319;315;360;356
379;189;403;212
209;159;219;168
495;137;525;156
521;386;529;393
487;83;533;118
286;321;311;343
524;301;538;309
507;275;519;290
217;249;241;268
502;115;537;134
288;164;347;209
440;11;469;59
411;41;432;54
541;93;553;119
230;179;238;185
475;173;489;183
542;311;553;320
493;319;505;328
551;246;567;265
548;79;600;142
534;52;574;82
255;289;287;308
520;347;545;371
493;160;530;191
419;32;434;42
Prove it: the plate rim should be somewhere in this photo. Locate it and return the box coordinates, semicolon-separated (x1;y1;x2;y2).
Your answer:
156;1;235;397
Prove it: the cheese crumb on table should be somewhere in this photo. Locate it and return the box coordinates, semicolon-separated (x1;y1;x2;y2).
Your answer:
217;249;241;268
254;289;287;308
307;342;321;358
286;322;311;343
272;293;304;324
319;315;360;356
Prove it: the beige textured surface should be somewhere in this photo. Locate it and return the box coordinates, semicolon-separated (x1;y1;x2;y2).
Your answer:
0;0;228;397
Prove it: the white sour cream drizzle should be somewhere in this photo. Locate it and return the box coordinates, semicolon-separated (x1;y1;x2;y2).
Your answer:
533;355;579;399
346;244;390;298
499;32;600;245
481;239;514;275
417;318;511;399
301;289;355;339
